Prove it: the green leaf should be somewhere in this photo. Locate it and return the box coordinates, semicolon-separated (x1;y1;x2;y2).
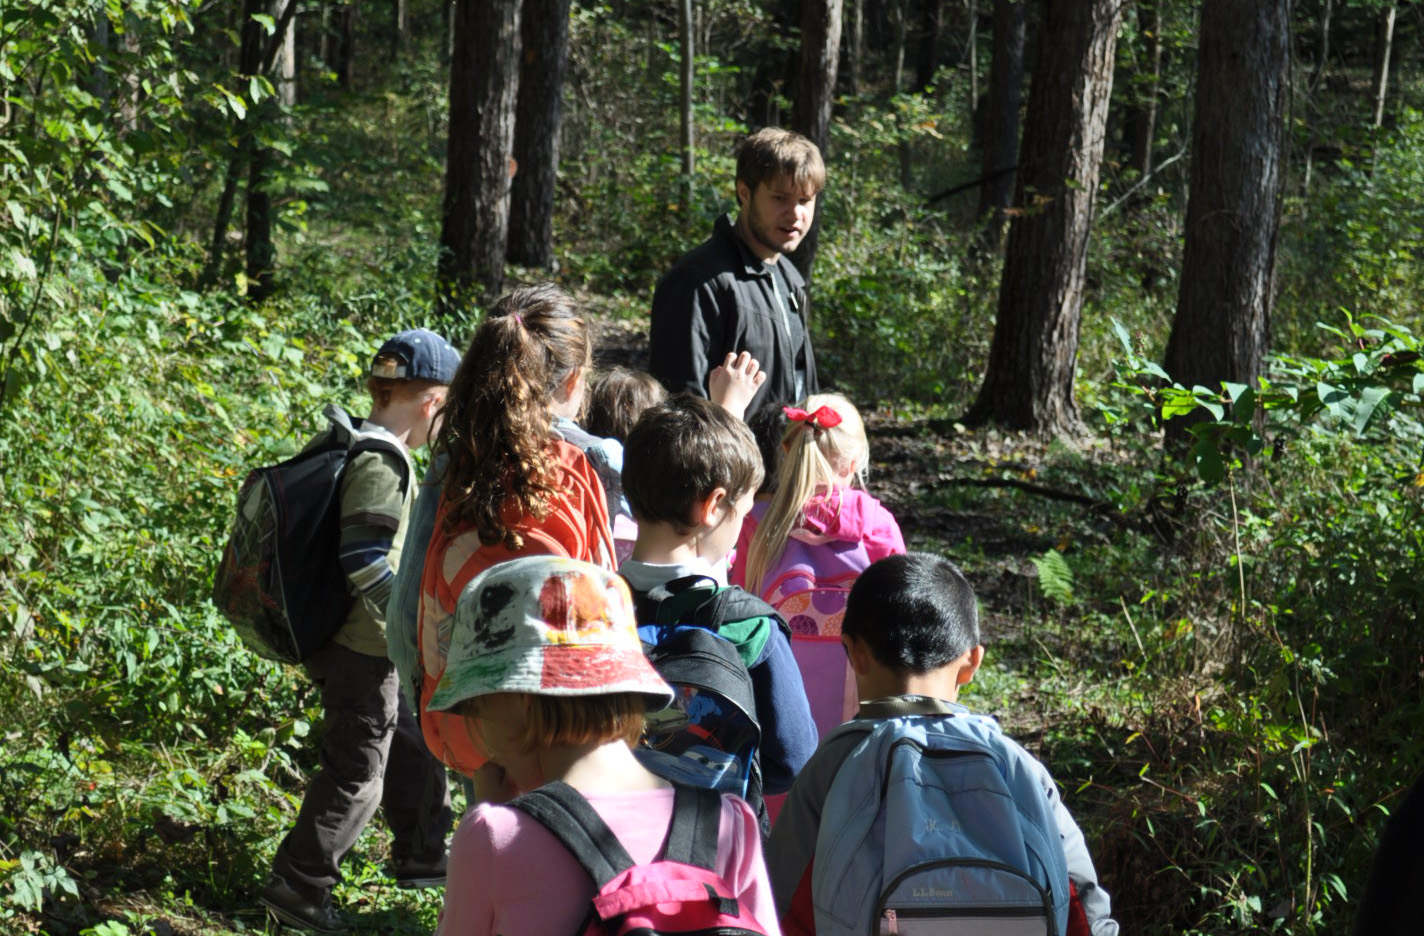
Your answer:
1194;438;1225;484
1234;386;1256;420
1031;549;1074;606
1140;361;1170;381
1112;320;1132;353
1353;386;1393;434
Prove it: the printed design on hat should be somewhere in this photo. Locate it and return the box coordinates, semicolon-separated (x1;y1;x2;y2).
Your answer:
468;581;520;651
539;571;620;644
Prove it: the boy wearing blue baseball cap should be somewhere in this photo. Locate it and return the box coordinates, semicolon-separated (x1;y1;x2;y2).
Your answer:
260;328;461;933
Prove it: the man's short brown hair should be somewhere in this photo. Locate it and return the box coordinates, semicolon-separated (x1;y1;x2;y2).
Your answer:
622;395;764;533
736;127;826;197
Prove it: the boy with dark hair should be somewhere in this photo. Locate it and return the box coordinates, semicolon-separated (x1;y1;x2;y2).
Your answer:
767;552;1118;936
650;127;824;417
619;394;817;795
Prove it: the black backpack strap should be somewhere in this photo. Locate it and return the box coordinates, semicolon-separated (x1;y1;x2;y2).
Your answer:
699;586;793;640
507;781;636;888
661;783;724;870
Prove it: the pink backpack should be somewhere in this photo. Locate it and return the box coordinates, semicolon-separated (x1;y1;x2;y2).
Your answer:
510;781;769;936
756;536;861;745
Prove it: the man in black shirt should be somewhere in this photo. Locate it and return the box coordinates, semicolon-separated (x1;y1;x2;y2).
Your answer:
650;128;824;417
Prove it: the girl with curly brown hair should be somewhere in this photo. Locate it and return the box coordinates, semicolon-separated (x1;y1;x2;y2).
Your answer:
415;284;615;779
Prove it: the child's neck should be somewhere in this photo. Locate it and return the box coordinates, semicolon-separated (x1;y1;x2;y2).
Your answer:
363;405;414;449
857;666;964;705
628;523;724;568
539;739;669;795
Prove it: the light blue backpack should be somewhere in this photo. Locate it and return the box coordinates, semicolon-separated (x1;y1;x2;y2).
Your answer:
811;713;1071;936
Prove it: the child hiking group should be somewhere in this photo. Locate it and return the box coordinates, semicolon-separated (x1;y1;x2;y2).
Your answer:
215;126;1119;936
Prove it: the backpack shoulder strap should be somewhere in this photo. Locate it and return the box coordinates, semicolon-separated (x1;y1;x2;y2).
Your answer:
661;783;723;871
700;586;792;639
324;403;415;497
647;574;721;624
508;781;635;889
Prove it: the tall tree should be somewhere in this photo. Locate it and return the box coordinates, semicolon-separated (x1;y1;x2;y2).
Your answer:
789;0;844;280
1371;2;1397;129
976;0;1026;252
1124;0;1161;178
437;0;523;308
679;0;695;204
507;0;571;269
965;0;1123;433
237;0;297;300
1162;0;1288;412
916;0;945;91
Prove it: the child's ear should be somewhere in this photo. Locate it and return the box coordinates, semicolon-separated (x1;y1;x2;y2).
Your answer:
559;369;582;403
842;633;875;676
423;390;446;420
697;486;730;528
955;644;985;687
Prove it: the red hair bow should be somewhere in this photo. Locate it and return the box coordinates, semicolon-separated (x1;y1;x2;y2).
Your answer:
783;404;843;430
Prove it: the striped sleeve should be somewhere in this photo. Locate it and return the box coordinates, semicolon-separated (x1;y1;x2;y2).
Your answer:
338;449;408;623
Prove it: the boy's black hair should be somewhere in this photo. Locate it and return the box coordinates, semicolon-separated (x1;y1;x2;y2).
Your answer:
843;553;980;673
745;402;789;497
622;394;763;533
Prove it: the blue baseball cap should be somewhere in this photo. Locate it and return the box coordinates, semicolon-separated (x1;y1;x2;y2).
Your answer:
372;328;461;384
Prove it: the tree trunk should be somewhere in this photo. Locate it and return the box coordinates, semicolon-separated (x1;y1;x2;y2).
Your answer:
679;0;695;191
1127;0;1161;177
245;146;275;301
240;0;274;300
892;0;912;187
965;0;978;114
437;0;524;310
204;0;296;291
789;0;844;281
916;0;944;91
975;0;1025;252
275;0;297;107
1162;0;1288;418
965;0;1123;433
507;0;571;269
335;2;355;89
1371;3;1397;129
847;0;864;95
391;0;408;61
1309;0;1332;91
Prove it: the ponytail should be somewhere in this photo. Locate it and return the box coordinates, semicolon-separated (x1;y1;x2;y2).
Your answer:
743;393;868;595
436;285;592;550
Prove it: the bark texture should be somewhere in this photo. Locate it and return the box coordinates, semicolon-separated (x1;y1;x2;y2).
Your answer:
507;0;571;269
1162;0;1288;403
789;0;844;281
438;0;523;309
966;0;1123;433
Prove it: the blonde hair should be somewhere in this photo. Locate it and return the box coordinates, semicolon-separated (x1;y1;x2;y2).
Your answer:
743;393;869;595
457;692;646;755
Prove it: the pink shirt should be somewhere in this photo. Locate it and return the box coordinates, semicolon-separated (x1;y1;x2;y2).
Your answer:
436;787;782;936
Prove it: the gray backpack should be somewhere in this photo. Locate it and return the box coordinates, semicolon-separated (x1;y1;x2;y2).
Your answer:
812;713;1071;936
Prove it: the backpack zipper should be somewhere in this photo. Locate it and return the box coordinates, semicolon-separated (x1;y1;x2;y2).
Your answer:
876;857;1054;930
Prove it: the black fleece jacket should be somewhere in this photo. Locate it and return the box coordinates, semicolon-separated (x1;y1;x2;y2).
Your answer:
649;213;819;416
